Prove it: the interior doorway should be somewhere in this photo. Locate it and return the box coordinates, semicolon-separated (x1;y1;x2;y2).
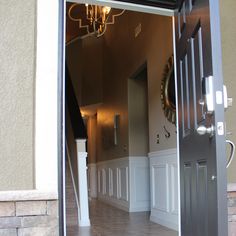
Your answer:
60;0;230;235
65;2;179;235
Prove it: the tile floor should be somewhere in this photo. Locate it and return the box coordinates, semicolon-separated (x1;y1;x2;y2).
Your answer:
66;200;178;236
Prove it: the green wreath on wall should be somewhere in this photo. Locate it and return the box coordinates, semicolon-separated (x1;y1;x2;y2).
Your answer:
160;56;176;124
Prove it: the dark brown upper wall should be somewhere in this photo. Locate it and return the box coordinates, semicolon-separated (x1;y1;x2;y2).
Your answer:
96;11;175;162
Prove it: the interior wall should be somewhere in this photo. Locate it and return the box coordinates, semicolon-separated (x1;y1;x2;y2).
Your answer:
96;11;176;162
0;1;36;190
81;37;104;106
66;40;83;106
128;76;149;156
66;37;103;107
66;107;79;194
87;115;97;164
219;0;236;183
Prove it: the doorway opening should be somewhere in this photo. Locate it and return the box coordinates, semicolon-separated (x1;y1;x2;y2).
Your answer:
65;2;179;235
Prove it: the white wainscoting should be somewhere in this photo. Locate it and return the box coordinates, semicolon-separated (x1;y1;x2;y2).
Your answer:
96;156;150;212
88;163;97;199
149;149;179;231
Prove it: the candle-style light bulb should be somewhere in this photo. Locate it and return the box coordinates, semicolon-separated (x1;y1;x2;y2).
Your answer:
85;3;88;16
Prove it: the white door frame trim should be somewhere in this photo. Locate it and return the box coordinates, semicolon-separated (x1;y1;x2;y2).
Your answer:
58;0;181;235
172;15;181;235
35;0;59;192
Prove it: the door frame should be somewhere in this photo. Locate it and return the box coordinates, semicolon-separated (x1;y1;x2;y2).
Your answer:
58;0;66;235
61;1;179;235
58;1;226;235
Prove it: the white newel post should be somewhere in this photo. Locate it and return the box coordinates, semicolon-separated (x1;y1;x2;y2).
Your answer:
76;139;91;227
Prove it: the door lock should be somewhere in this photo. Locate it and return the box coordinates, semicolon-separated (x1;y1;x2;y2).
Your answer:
223;85;233;110
202;76;214;114
197;125;215;137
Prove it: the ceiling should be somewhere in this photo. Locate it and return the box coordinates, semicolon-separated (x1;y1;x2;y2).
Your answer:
114;0;177;9
66;0;177;43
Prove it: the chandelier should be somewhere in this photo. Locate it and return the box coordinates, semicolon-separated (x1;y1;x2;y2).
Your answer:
68;3;125;38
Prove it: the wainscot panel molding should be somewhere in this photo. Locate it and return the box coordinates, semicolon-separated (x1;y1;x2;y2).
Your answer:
88;163;97;199
95;156;150;212
149;149;179;231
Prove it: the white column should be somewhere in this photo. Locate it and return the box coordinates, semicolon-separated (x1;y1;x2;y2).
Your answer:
76;139;91;227
35;0;59;191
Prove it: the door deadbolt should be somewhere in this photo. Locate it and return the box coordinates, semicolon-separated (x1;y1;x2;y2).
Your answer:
197;125;215;137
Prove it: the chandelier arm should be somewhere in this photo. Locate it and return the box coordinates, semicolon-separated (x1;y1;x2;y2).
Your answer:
93;21;97;34
97;23;107;37
105;10;125;25
68;4;125;38
69;3;96;34
68;3;82;22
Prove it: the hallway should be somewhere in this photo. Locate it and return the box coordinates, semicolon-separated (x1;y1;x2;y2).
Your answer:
67;200;178;236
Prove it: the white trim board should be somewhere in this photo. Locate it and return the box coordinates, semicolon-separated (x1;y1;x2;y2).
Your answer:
35;0;59;192
148;148;177;158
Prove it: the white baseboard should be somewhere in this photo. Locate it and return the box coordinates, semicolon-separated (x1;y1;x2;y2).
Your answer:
79;219;91;227
150;214;178;231
98;196;129;212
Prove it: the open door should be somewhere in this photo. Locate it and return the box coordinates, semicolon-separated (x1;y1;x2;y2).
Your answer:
62;0;228;235
175;0;227;235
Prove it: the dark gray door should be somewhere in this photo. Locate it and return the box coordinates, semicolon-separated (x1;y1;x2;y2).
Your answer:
175;0;227;235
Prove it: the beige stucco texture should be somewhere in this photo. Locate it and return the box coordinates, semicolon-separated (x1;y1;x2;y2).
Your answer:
0;1;36;190
220;0;236;183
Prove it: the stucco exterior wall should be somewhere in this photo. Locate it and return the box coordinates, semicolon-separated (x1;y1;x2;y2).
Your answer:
219;0;236;183
0;1;36;190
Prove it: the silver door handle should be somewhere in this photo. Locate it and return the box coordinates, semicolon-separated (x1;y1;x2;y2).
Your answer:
226;139;235;168
197;125;214;137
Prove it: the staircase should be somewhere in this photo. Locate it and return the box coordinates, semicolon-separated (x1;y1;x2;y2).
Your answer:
66;158;82;236
66;160;79;229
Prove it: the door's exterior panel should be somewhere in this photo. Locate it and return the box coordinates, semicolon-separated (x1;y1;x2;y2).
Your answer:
196;161;208;236
175;0;227;235
178;2;186;39
183;163;192;235
190;26;205;126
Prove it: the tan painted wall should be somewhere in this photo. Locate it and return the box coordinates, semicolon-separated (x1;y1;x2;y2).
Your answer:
87;115;97;163
128;77;149;156
66;107;79;193
0;1;36;190
219;0;236;183
81;37;103;106
66;40;83;106
67;37;103;107
96;11;176;162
